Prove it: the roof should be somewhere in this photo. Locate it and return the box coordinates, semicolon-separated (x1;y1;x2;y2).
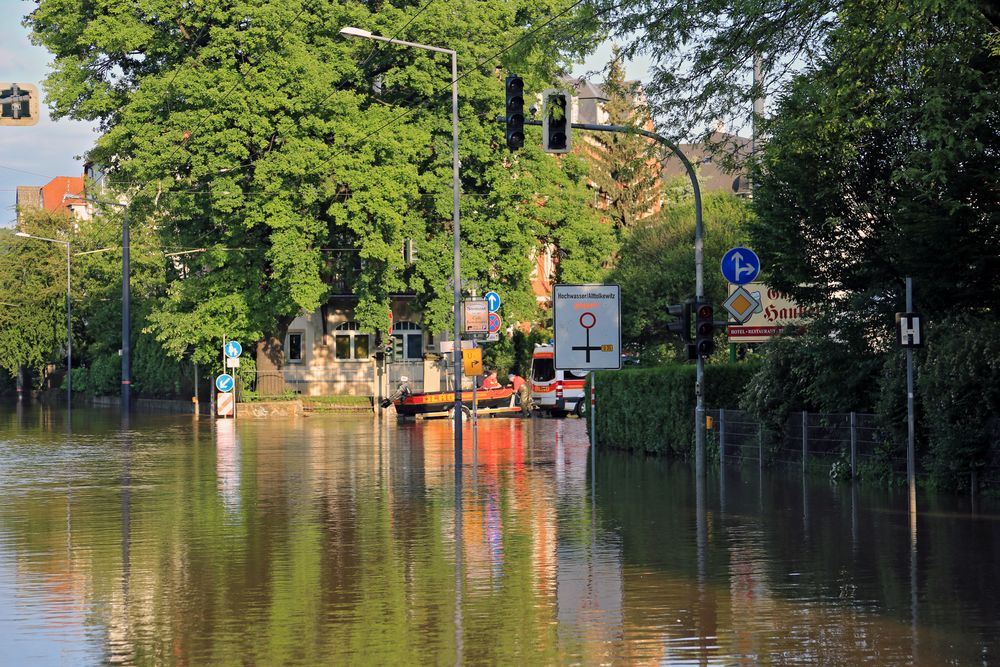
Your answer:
661;132;753;195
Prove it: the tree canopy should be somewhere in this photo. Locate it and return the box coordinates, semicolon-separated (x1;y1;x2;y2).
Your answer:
26;0;606;364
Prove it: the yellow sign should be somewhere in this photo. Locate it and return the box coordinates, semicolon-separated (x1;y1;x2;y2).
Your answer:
462;348;483;377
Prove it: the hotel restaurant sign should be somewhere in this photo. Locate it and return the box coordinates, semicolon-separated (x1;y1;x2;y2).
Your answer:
727;282;817;343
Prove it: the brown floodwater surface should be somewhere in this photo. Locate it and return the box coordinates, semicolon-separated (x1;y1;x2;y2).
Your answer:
0;406;997;665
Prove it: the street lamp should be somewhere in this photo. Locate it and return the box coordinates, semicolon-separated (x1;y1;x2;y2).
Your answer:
340;26;465;464
15;231;72;408
67;193;131;413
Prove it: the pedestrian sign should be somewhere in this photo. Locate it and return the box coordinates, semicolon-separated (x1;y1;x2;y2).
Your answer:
485;291;502;313
216;373;235;393
721;247;761;285
224;341;243;358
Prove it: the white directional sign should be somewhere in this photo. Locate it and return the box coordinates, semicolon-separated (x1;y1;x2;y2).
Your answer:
216;373;235;393
553;284;621;370
224;341;243;358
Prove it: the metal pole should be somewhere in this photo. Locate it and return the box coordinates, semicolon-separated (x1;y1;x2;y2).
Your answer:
66;241;72;409
906;277;916;504
590;373;596;473
719;408;726;463
850;411;857;480
451;51;463;471
121;208;131;413
802;410;808;473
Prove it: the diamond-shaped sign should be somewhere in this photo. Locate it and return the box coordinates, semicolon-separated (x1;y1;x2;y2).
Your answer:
723;286;761;324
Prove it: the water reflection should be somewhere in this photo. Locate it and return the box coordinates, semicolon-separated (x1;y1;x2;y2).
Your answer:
0;407;997;665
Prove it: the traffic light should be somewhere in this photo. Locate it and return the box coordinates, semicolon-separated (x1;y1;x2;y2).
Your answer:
695;302;716;358
667;301;692;343
542;90;571;154
386;337;397;362
505;74;525;151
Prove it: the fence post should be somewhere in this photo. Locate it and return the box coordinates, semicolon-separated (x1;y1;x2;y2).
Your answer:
802;410;808;473
758;423;763;470
719;409;726;464
850;412;857;480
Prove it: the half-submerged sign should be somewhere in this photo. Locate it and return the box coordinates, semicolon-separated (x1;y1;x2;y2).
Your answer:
553;284;621;370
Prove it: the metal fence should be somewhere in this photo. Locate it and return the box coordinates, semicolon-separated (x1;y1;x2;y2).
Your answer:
710;409;907;480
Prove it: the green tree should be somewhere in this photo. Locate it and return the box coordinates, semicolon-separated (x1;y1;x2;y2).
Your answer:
609;192;752;359
0;210;71;386
26;0;603;365
586;48;662;237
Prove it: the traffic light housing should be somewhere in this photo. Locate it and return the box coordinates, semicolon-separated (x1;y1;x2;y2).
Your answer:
542;90;571;154
667;301;692;343
386;337;397;362
505;75;525;151
695;302;716;358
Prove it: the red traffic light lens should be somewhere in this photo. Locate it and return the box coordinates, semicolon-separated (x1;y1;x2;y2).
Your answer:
697;305;713;319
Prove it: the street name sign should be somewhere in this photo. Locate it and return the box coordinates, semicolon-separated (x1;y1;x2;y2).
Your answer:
721;247;761;285
553;284;621;370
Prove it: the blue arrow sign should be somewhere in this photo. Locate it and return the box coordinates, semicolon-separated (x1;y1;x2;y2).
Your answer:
721;247;761;285
216;373;235;393
488;312;502;334
485;291;502;313
224;341;243;358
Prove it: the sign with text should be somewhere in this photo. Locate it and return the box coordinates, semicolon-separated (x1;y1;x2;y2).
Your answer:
726;282;816;343
463;299;489;334
462;347;484;376
553;284;621;370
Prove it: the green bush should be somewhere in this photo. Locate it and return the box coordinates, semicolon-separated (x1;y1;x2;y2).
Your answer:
590;362;758;458
918;313;1000;489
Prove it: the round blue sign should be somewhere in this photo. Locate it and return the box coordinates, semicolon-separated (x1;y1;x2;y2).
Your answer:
485;291;502;313
215;373;235;393
721;247;761;285
488;312;502;334
224;341;243;358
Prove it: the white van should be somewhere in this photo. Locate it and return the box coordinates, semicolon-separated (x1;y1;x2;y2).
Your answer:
529;344;588;417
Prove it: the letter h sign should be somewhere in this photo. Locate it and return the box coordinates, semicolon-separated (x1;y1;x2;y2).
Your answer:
895;312;923;348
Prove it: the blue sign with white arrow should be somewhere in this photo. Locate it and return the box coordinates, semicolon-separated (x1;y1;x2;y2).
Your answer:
721;247;761;285
224;341;243;358
216;373;235;393
485;291;502;313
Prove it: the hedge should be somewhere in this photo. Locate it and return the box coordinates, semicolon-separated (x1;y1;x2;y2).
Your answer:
588;363;758;458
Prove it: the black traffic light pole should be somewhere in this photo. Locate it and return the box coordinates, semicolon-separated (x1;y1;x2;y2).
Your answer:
503;116;707;476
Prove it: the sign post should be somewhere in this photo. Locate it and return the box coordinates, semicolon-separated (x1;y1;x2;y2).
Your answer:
553;284;621;482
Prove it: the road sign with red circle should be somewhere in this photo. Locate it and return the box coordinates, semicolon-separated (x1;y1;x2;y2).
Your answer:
488;312;502;334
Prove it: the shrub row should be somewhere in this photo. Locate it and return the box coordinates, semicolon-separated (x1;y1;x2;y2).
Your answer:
588;363;758;458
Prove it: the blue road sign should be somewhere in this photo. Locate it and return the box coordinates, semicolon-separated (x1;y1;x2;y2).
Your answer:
216;373;235;393
485;291;502;313
488;312;502;334
224;341;243;358
721;247;761;285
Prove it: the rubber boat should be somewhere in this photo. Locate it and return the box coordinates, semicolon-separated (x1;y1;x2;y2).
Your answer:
393;386;515;417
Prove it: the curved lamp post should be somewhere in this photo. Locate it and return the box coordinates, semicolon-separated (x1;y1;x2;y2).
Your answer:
340;26;465;466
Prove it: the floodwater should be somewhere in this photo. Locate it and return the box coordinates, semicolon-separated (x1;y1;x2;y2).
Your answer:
0;406;997;665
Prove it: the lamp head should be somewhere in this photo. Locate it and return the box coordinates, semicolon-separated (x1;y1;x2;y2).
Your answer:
340;26;373;39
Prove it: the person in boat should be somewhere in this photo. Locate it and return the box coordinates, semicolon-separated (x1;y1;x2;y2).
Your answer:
481;370;502;390
508;372;532;416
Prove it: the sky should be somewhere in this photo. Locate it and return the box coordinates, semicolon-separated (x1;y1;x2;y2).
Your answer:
0;2;650;228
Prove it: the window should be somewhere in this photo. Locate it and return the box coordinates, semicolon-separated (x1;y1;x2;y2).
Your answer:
334;321;371;360
287;332;303;362
531;357;555;382
392;321;423;361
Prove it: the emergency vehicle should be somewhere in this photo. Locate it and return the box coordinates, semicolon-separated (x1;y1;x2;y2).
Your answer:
529;344;588;417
